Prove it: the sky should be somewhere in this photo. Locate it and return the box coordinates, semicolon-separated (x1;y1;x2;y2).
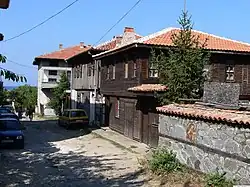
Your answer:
1;0;250;87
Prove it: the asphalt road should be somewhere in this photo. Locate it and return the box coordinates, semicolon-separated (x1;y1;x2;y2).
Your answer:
0;120;146;187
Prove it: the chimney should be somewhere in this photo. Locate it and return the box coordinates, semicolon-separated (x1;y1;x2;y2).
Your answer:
115;36;123;47
80;42;84;48
87;44;92;47
124;27;134;33
59;43;63;49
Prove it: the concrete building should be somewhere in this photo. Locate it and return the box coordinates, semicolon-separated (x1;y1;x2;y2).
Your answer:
33;44;72;116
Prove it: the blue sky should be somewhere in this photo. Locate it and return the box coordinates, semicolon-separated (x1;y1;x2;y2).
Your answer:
1;0;250;87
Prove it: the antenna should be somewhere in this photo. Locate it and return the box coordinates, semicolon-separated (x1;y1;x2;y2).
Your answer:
184;0;186;12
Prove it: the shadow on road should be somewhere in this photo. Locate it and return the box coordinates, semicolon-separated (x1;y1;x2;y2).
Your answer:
0;119;147;187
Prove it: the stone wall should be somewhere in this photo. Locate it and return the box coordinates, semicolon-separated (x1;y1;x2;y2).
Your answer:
158;114;250;184
203;82;240;106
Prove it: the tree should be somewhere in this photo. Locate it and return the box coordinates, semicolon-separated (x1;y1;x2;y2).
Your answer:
0;54;27;82
152;11;210;104
10;85;37;111
48;71;70;115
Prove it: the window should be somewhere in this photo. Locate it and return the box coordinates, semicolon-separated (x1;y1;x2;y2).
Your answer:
87;65;92;76
80;65;82;78
71;110;87;117
149;62;158;78
112;64;116;79
124;63;128;78
133;62;137;77
48;70;57;76
225;62;234;82
48;78;57;82
106;65;110;80
115;98;120;118
74;66;77;78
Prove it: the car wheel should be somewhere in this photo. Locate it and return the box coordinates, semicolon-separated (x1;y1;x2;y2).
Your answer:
17;141;24;149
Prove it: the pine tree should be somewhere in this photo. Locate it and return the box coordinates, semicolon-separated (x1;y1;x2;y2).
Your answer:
48;71;70;115
152;11;210;104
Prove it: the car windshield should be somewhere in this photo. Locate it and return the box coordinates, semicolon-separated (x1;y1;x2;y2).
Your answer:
0;120;21;130
71;111;86;117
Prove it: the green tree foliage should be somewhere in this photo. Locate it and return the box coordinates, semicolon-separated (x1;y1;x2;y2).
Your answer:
10;85;37;111
0;54;27;82
152;11;210;104
48;71;70;115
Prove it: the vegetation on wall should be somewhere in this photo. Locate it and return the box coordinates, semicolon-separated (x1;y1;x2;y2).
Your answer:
151;11;210;104
48;71;70;115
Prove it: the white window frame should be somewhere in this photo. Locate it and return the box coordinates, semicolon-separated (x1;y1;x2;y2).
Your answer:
112;64;116;79
225;64;235;82
124;63;128;78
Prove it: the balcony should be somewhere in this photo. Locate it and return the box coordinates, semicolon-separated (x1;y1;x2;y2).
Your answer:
41;80;58;89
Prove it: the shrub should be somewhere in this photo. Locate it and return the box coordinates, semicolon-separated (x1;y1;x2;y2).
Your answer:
148;148;183;174
204;171;236;187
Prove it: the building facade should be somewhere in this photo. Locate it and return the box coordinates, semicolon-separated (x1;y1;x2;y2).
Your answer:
34;58;71;116
93;27;250;146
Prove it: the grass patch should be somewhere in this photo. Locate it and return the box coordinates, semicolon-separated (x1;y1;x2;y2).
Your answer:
204;171;236;187
144;147;237;187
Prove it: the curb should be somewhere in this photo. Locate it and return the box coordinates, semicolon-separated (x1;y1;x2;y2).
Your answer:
90;131;140;155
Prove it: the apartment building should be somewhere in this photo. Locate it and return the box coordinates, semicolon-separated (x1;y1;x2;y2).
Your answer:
33;44;72;116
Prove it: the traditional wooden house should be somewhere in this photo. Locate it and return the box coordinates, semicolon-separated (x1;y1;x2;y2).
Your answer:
93;27;250;147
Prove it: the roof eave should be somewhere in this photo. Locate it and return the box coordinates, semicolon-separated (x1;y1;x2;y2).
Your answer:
93;43;139;60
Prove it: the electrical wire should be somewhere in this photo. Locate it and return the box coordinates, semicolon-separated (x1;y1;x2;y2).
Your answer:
7;59;36;69
94;0;143;46
4;0;80;42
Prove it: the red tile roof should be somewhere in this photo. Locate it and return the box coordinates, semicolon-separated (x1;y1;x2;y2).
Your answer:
157;104;250;125
94;27;250;59
137;27;250;53
95;34;142;51
128;84;167;92
36;45;92;61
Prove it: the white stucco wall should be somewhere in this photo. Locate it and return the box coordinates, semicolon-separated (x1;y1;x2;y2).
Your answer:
36;60;72;116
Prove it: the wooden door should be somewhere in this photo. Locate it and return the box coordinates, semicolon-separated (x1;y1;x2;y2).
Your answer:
142;109;149;145
124;102;134;139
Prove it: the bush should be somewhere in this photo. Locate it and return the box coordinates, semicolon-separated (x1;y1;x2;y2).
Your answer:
148;148;183;174
204;171;236;187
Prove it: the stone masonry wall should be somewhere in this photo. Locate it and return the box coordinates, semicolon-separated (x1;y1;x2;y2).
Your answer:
158;114;250;184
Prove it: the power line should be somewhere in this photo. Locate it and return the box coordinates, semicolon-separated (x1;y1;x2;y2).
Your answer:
7;59;36;69
4;0;80;42
94;0;143;46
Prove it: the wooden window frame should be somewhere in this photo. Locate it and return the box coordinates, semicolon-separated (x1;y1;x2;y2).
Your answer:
225;61;235;82
88;65;92;77
133;61;137;77
112;64;116;79
124;63;128;79
149;62;158;78
115;98;120;118
106;65;110;80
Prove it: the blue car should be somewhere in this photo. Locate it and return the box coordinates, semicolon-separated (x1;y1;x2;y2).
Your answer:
0;118;25;149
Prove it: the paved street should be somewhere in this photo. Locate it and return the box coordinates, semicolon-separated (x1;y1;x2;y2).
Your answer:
0;120;147;187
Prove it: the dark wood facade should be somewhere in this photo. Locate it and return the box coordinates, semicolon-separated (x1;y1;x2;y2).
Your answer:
100;47;159;147
209;53;250;100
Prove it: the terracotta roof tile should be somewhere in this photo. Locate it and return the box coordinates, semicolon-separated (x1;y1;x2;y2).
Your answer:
137;27;250;53
36;45;92;60
157;104;250;125
128;84;167;92
95;34;142;51
94;27;250;59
